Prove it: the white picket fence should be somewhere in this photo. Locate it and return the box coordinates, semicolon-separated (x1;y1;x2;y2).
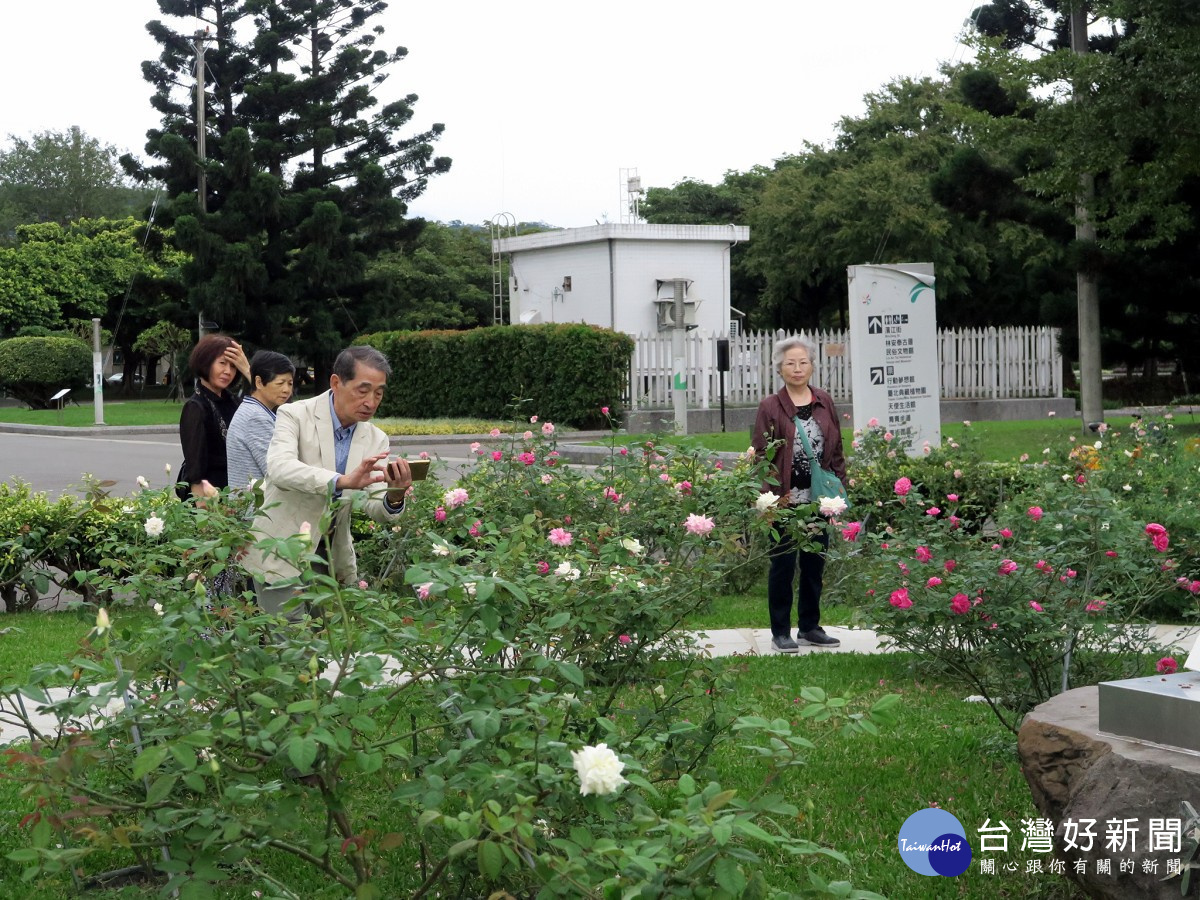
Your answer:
627;327;1062;409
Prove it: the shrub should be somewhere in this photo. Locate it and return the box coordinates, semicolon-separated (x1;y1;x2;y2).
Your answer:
359;324;634;427
0;412;893;898
833;421;1200;733
0;336;91;409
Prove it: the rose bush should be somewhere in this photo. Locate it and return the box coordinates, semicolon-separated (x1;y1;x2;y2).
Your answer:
835;424;1198;733
1;414;894;899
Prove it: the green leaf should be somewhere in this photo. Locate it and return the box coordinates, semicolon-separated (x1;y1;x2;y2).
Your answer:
556;661;585;687
678;773;696;796
800;686;826;703
287;736;318;774
286;698;319;714
478;841;503;879
714;857;747;894
248;692;276;708
131;744;170;779
146;774;178;805
448;839;478;858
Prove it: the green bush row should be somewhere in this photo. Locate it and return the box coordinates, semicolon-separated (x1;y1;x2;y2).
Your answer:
358;324;634;427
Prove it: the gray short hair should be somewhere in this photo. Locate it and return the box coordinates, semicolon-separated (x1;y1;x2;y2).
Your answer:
332;346;392;381
772;336;818;373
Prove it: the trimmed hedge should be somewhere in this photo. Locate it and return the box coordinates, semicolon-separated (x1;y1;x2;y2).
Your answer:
0;335;91;410
359;324;634;427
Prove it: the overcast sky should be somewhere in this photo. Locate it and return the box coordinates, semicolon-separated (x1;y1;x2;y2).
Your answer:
2;1;980;228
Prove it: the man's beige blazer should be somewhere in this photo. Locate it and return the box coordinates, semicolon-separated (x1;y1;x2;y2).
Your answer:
244;391;399;584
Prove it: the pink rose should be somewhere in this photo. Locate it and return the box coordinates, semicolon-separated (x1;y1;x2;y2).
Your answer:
601;406;610;416
491;450;503;461
537;560;550;575
684;513;715;536
1086;600;1106;613
1157;657;1178;675
548;527;573;547
915;546;933;563
416;582;432;601
867;417;879;427
893;477;912;496
1029;601;1043;612
1106;550;1118;558
999;528;1013;538
469;520;482;537
841;522;862;542
944;559;957;573
1027;506;1044;521
926;507;941;516
675;480;693;495
950;594;970;615
927;576;942;588
489;428;502;438
618;447;629;456
542;422;555;436
884;432;894;442
434;506;447;523
523;431;533;441
618;634;632;645
889;589;912;609
998;560;1018;575
946;494;959;502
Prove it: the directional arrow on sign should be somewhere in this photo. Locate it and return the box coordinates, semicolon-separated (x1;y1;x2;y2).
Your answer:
868;316;883;335
870;367;885;386
673;373;687;391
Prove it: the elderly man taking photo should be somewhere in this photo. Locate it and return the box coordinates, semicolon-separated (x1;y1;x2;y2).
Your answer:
244;345;411;616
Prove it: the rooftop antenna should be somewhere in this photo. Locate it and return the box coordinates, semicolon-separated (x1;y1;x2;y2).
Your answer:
619;167;644;224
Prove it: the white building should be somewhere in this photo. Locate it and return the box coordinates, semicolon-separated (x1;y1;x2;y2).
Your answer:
493;224;749;336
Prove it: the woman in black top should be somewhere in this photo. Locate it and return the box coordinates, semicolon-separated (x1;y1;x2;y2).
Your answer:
179;334;251;499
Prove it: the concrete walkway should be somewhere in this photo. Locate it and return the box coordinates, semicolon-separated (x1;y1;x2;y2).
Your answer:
4;623;1198;748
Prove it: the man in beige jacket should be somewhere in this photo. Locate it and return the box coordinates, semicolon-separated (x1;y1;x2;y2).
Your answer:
244;345;412;615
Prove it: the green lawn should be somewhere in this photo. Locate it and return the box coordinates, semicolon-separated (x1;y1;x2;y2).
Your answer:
610;413;1200;462
0;607;1077;899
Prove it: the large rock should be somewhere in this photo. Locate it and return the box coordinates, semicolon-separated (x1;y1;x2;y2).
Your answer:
1019;686;1200;899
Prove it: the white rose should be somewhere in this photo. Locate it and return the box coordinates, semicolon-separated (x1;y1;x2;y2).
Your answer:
755;491;779;513
136;475;149;489
144;515;165;537
817;495;848;517
152;602;164;616
571;743;628;796
620;537;644;556
431;543;450;557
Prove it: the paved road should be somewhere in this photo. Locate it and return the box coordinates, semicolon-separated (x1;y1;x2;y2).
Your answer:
0;428;623;497
0;430;486;497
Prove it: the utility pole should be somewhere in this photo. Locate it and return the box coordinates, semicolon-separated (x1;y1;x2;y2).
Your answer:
193;29;209;343
193;29;209;214
1070;2;1103;429
672;277;688;436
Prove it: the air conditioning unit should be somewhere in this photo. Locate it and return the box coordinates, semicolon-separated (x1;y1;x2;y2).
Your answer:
653;297;701;331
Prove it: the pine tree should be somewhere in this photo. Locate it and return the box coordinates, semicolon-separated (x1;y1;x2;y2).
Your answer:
125;0;450;376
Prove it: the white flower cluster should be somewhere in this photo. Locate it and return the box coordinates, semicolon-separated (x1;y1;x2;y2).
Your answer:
571;743;628;796
755;491;779;513
555;561;580;581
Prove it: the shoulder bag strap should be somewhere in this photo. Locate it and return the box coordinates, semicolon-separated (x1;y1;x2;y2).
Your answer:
194;389;229;441
793;414;818;464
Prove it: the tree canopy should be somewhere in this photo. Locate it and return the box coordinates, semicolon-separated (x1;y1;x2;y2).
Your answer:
0;127;154;241
126;0;451;377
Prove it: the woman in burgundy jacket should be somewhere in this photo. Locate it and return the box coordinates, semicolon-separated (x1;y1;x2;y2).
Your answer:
750;336;847;653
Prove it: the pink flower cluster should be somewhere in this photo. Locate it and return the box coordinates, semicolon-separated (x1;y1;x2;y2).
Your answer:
997;559;1018;576
889;588;912;609
1145;523;1170;553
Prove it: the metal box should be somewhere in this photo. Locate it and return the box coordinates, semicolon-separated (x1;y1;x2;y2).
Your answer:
1098;672;1200;752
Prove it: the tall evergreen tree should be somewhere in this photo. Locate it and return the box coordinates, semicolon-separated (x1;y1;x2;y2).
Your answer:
125;0;450;376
